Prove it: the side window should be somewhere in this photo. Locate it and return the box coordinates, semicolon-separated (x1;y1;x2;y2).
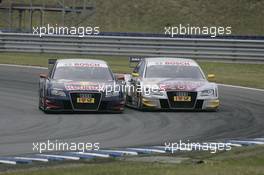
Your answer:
138;61;145;77
133;62;142;73
49;63;56;78
133;61;145;77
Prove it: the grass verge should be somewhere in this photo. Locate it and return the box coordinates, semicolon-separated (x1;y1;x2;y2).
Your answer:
1;146;264;175
1;0;264;35
0;52;263;89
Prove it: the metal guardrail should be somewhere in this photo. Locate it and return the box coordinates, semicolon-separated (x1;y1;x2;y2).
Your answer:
0;33;264;63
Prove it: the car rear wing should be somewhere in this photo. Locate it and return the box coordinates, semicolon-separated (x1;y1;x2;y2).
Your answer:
129;56;144;68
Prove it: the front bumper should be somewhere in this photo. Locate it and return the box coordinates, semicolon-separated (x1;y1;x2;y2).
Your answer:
44;96;124;112
140;97;219;111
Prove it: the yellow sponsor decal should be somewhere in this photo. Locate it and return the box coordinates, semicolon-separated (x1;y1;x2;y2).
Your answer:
173;96;191;102
77;98;95;104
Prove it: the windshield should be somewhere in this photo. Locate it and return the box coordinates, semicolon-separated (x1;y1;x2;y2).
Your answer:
52;66;113;81
145;65;204;79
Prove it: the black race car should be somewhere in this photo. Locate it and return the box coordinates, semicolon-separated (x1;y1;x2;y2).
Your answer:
39;59;125;113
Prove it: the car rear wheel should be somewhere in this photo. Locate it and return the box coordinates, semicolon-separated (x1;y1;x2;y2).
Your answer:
38;91;43;110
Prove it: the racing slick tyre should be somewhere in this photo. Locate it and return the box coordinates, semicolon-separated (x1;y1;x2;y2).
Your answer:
38;96;52;114
137;95;145;111
38;93;44;111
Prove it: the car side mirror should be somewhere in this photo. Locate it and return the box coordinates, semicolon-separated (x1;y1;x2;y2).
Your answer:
123;74;132;83
40;73;48;79
132;72;139;77
207;74;215;80
115;74;125;81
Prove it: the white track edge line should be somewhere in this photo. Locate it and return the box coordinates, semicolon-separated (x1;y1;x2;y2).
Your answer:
218;84;264;92
0;64;48;69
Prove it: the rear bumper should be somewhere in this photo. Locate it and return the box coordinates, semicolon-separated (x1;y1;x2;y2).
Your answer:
43;96;124;113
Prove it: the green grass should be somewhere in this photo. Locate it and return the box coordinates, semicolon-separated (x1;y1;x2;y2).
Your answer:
2;146;264;175
0;53;130;73
0;52;264;89
200;62;264;89
0;0;264;35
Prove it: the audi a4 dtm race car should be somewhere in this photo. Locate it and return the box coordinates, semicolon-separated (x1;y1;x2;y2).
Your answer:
39;59;125;113
124;57;220;111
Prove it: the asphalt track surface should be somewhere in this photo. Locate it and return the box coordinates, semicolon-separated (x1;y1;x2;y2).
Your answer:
0;65;263;156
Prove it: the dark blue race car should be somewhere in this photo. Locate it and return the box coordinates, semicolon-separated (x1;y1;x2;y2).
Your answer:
38;59;125;113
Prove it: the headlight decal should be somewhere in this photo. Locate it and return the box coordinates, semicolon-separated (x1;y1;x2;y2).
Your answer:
50;88;66;97
200;89;215;96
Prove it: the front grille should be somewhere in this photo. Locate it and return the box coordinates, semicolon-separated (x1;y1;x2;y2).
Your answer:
70;92;102;111
167;91;197;109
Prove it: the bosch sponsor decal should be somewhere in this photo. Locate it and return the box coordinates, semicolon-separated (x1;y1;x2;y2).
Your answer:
147;60;197;67
57;62;108;68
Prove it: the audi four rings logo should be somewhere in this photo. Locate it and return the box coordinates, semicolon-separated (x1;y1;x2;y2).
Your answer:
80;94;93;98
